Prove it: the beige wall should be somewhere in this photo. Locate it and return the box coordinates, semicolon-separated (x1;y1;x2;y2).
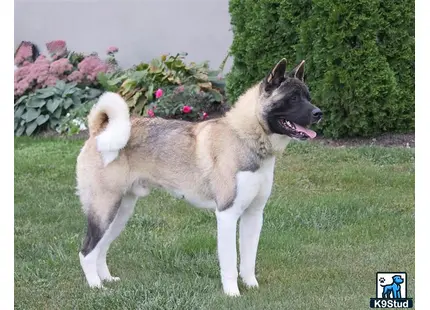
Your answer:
14;0;233;71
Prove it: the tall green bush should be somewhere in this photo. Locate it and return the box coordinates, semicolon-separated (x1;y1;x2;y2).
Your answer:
377;0;415;133
227;0;310;101
227;0;414;138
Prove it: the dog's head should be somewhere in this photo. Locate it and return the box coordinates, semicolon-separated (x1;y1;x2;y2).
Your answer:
392;275;404;285
258;59;322;140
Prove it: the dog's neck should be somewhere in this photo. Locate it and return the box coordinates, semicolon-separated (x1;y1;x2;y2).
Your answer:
224;85;291;157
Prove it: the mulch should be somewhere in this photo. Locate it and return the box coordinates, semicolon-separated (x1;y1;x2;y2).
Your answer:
311;132;415;148
37;128;415;148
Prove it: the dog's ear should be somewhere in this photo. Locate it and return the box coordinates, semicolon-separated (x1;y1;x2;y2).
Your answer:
287;60;305;81
263;58;287;92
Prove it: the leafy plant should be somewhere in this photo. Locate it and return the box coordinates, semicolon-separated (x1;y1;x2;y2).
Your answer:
14;81;102;136
146;85;230;121
97;70;128;93
57;100;96;135
117;53;226;115
67;51;86;67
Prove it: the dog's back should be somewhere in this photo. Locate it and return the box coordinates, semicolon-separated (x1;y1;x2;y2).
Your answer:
76;93;257;216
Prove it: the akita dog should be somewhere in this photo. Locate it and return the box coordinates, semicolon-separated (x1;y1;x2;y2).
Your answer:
76;59;322;296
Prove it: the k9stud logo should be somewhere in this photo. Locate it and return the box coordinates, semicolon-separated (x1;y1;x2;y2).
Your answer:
370;272;413;308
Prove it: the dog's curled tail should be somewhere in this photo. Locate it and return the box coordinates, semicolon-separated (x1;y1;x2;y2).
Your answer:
87;92;131;167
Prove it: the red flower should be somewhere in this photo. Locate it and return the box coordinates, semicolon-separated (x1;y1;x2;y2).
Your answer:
147;109;155;117
155;88;163;99
202;112;208;120
182;106;192;114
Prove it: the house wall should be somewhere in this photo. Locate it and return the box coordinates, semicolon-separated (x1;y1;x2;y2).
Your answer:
14;0;234;71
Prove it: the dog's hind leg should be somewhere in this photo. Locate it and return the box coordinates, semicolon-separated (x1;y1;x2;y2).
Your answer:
96;193;139;282
79;192;138;288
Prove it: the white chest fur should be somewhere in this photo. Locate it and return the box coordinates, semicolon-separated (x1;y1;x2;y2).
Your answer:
167;156;276;211
233;156;276;213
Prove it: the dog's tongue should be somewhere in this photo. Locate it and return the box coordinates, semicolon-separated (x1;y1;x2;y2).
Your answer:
294;123;317;139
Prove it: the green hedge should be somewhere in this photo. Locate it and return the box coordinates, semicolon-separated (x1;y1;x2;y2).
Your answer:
227;0;414;138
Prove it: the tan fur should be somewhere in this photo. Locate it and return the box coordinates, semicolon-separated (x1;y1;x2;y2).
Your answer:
76;82;289;220
87;107;107;136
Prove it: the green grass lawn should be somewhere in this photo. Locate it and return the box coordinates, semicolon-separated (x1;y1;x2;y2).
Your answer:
14;137;415;310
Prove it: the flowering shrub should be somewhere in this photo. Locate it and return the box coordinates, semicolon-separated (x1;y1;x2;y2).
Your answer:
76;56;109;83
14;40;119;98
46;40;67;59
109;52;227;116
13;41;229;135
15;56;58;96
146;85;229;122
14;41;39;65
105;46;119;70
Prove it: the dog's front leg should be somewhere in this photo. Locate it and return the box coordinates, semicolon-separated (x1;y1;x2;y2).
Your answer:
239;206;264;288
216;208;242;297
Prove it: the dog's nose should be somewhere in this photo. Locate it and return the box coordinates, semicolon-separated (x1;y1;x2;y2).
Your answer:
312;108;323;122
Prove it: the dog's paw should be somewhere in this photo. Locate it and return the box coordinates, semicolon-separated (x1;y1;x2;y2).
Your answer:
89;282;105;290
103;276;120;282
223;282;241;297
241;275;259;288
224;288;241;297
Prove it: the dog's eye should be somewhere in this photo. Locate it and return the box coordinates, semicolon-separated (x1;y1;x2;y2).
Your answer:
291;95;298;102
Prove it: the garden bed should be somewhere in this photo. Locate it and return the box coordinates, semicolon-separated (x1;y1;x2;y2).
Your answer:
14;40;229;137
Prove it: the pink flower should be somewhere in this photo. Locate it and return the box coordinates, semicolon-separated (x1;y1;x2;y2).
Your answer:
46;40;67;57
14;79;31;96
107;46;119;54
34;55;49;64
49;58;72;75
147;109;155;117
77;56;108;83
14;56;25;66
14;54;58;95
67;71;84;83
202;112;208;120
182;106;192;114
14;42;33;65
14;66;31;81
36;74;48;84
44;76;58;86
29;61;50;81
155;88;163;99
176;85;185;93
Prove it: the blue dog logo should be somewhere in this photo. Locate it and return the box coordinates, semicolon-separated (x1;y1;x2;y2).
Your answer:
370;272;413;308
380;275;404;299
